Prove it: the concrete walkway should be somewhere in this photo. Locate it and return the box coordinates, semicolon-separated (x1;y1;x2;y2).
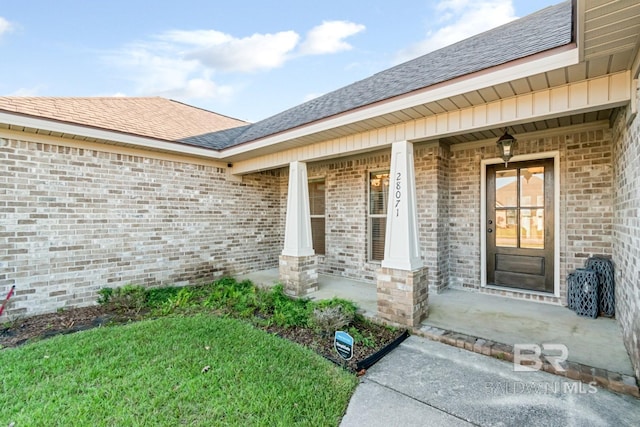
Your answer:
340;336;640;427
424;288;633;376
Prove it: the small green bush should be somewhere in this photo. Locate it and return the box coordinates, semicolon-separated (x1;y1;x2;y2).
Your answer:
155;287;200;315
96;284;146;314
314;297;358;317
311;305;352;337
269;285;312;328
145;286;182;308
96;287;113;305
347;326;377;348
202;277;258;315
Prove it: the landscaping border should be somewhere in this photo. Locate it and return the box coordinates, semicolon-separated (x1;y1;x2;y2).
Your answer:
356;329;410;371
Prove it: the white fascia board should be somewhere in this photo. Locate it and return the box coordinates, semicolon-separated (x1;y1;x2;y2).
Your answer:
0;111;224;160
576;0;585;62
220;47;580;159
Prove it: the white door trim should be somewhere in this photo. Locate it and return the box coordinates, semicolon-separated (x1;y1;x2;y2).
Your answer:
480;151;560;298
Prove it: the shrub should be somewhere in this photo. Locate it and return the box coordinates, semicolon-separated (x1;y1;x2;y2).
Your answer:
269;285;311;328
347;326;377;348
96;284;146;314
145;286;182;308
314;298;358;318
155;287;200;315
202;277;258;316
93;278;367;340
310;305;353;337
96;287;113;305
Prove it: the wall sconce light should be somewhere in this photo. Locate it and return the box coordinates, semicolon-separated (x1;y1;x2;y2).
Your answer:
496;129;517;166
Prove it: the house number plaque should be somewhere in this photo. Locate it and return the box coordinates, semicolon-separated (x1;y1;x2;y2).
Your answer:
394;172;402;217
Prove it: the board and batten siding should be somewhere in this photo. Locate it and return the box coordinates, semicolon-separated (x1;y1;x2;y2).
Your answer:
232;72;630;175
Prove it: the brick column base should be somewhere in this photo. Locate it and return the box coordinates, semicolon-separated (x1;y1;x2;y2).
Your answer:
279;255;318;296
377;267;429;327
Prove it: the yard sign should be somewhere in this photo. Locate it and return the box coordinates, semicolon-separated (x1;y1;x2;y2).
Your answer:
334;331;354;360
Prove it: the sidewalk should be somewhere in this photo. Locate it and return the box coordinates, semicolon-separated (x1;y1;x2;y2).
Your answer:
340;336;640;427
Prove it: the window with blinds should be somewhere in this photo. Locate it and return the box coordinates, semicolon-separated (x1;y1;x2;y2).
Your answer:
309;179;325;255
369;171;389;261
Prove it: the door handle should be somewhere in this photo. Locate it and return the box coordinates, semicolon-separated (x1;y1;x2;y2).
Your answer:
488;228;493;233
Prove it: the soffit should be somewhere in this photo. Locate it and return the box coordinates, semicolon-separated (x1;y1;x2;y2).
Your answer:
442;109;614;145
582;0;640;61
221;66;622;163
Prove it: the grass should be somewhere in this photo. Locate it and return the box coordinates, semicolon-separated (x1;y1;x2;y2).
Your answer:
0;315;358;426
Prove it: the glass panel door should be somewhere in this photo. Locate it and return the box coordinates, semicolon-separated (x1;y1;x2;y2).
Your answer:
486;159;554;293
494;166;545;249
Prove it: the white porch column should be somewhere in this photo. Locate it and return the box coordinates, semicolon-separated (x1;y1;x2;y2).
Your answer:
282;161;314;256
377;141;429;326
280;161;318;295
381;141;423;271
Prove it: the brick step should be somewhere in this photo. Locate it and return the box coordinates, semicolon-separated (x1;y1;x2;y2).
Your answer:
413;325;640;398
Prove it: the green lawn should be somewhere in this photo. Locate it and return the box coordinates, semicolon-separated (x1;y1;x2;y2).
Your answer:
0;315;358;426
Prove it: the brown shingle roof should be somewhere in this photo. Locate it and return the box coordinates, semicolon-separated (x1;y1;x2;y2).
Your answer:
0;96;248;141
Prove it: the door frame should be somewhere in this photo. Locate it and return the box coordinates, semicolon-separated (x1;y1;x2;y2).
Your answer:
480;151;560;298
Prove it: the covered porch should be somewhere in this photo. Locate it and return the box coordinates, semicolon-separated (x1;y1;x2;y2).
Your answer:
238;268;634;378
228;0;639;388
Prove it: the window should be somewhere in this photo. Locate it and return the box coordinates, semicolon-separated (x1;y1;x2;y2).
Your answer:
308;179;325;255
369;171;389;261
495;166;545;249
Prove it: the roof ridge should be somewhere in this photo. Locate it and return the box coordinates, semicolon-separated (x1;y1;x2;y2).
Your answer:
0;96;164;100
0;96;248;141
167;98;250;124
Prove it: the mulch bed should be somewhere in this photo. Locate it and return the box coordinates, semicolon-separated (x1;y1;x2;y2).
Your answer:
1;305;406;373
264;317;404;372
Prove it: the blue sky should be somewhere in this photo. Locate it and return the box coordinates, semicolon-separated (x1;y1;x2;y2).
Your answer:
0;1;561;122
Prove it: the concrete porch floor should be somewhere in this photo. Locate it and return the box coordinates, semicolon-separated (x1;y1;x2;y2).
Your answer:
236;268;634;376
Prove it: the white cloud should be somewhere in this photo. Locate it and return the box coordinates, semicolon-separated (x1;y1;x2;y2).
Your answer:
162;76;234;100
156;29;232;47
303;92;324;102
0;17;13;37
188;31;300;73
10;86;44;96
395;0;517;63
105;20;363;105
299;21;365;55
105;44;234;102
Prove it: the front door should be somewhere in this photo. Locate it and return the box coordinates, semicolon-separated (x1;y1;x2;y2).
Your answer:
486;159;554;293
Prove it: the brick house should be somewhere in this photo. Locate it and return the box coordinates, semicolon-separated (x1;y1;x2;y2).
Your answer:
1;1;639;377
